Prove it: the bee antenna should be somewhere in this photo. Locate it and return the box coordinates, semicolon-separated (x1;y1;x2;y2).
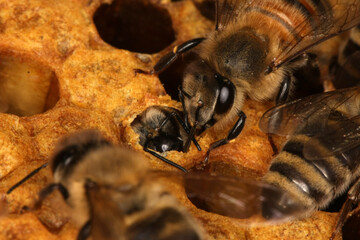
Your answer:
184;100;203;152
7;162;49;194
183;123;197;153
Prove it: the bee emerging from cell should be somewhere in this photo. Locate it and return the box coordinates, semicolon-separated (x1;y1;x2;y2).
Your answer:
136;0;360;165
131;105;202;172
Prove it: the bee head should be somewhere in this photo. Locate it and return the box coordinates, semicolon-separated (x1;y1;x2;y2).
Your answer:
131;106;185;152
182;60;235;133
51;130;111;182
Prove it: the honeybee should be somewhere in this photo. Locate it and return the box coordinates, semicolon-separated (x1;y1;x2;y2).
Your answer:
137;0;360;163
131;106;201;173
11;130;204;240
258;86;360;239
181;86;360;240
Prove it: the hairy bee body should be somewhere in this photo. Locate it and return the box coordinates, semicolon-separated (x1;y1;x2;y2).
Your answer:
181;0;360;137
260;87;360;218
131;106;188;153
131;105;201;172
40;130;204;239
263;134;360;218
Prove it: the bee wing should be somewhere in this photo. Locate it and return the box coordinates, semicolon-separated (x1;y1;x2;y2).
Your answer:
259;87;360;136
216;0;251;30
272;0;360;68
303;114;360;160
183;173;309;225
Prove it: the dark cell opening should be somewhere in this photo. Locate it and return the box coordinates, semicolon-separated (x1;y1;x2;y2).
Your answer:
292;53;323;99
93;0;175;54
194;0;216;22
321;192;348;213
0;53;59;116
158;53;199;100
343;210;360;240
331;52;360;89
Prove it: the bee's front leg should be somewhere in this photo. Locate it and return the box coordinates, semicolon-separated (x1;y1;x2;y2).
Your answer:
134;38;205;75
204;111;246;165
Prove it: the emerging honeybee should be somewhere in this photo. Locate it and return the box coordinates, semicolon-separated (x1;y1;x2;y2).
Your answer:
258;86;360;239
131;106;201;173
137;0;360;163
7;130;204;240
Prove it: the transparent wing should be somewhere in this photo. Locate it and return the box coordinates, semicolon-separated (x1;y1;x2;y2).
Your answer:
216;0;360;68
259;87;360;136
183;173;310;225
273;0;360;68
216;0;251;30
303;114;360;160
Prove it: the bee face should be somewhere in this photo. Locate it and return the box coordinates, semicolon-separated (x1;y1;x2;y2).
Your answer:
183;60;218;128
51;130;110;183
131;106;186;152
131;106;200;172
183;60;236;131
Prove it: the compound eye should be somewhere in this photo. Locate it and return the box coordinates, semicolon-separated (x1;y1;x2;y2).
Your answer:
150;136;183;153
219;85;230;105
52;145;78;173
52;140;110;174
215;80;235;114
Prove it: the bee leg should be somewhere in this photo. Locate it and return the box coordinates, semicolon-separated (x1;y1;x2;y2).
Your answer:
77;220;92;240
134;38;205;75
6;162;49;194
183;100;204;152
204;111;246;165
34;183;69;209
143;143;188;173
171;111;202;151
267;134;279;156
276;74;292;104
178;87;203;152
156;109;200;151
179;87;190;129
330;177;360;240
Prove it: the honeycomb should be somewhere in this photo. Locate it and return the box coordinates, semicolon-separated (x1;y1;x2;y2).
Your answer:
0;0;354;239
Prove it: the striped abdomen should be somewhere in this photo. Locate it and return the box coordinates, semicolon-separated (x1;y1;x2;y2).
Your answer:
239;0;334;48
262;134;360;219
